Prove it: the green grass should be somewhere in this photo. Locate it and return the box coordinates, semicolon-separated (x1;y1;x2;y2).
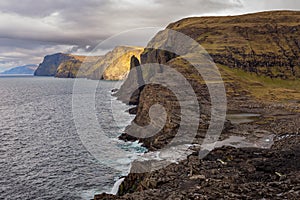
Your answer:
219;64;300;102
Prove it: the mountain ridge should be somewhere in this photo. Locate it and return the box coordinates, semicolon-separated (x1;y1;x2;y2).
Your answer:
1;64;38;75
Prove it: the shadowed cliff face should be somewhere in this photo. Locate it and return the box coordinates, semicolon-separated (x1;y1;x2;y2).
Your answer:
34;53;75;76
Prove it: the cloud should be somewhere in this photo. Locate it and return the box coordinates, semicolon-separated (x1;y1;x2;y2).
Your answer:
0;0;299;71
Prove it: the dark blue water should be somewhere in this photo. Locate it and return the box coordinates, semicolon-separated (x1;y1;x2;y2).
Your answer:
0;76;140;199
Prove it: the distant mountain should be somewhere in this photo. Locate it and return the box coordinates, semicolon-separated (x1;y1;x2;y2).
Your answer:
0;64;38;75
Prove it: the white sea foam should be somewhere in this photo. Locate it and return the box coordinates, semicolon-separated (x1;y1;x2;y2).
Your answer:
109;178;125;195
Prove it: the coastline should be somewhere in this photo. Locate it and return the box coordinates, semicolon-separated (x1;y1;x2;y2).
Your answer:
93;10;300;199
94;85;300;199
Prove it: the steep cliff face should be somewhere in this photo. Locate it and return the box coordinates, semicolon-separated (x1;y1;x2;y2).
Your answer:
97;11;300;200
167;10;300;79
117;11;300;151
102;47;144;80
87;46;144;80
55;56;99;78
34;53;74;76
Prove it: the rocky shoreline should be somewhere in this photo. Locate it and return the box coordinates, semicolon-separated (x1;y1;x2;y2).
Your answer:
94;11;300;199
95;77;300;199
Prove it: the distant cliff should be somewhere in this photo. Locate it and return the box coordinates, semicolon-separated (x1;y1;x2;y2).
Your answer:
102;47;144;80
87;46;144;80
55;55;97;78
35;46;143;80
1;64;37;75
34;53;75;76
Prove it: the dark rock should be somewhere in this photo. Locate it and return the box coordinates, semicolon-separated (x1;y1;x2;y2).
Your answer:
34;53;73;76
111;88;119;93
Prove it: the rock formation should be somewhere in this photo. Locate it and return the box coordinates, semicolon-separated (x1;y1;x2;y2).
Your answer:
117;10;300;150
34;53;75;76
103;10;300;199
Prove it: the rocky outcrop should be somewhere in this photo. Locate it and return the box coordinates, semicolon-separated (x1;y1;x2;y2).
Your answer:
34;53;75;76
95;135;300;199
115;55;145;106
117;10;300;150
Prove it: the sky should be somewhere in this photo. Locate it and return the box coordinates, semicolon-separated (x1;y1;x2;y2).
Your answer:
0;0;300;72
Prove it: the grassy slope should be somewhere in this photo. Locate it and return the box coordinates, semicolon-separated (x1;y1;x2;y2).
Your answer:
167;10;300;79
219;64;300;103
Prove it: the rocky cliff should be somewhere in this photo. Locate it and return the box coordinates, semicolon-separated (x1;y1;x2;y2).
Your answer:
117;10;300;150
34;53;75;76
55;56;98;78
87;46;144;80
104;10;300;199
35;46;143;80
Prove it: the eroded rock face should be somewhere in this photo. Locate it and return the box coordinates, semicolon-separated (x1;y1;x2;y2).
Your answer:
115;55;145;106
87;46;144;80
102;48;144;80
55;56;90;78
34;53;73;76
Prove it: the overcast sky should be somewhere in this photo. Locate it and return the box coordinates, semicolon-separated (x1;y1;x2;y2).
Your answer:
0;0;300;71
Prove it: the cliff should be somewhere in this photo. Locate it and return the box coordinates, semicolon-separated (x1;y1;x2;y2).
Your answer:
34;53;75;76
117;10;300;150
103;11;300;199
87;46;144;80
166;10;300;79
55;56;99;78
35;46;143;80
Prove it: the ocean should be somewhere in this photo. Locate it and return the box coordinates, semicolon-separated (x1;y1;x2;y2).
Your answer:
0;76;145;199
